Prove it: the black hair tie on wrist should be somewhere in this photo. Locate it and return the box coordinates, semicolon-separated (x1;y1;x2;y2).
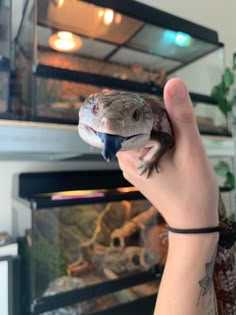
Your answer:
167;226;222;234
167;221;236;250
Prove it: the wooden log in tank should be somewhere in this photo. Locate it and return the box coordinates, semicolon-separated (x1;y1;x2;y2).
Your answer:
110;206;157;248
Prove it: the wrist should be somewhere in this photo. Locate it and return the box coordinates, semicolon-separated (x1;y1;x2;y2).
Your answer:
167;232;219;262
168;230;219;244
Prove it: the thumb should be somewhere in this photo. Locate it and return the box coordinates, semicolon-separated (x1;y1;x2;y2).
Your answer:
164;78;200;146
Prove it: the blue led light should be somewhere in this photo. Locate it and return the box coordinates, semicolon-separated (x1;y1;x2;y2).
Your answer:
162;30;176;45
162;31;192;47
175;32;191;47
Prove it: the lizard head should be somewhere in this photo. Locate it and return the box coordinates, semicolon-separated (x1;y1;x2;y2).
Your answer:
78;89;153;161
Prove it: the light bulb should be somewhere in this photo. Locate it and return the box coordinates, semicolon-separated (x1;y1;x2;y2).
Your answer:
48;31;82;52
103;9;114;25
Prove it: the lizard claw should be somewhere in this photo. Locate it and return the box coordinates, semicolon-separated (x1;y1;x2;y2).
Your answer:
154;164;159;173
137;161;155;178
136;163;144;171
137;161;147;174
146;167;153;178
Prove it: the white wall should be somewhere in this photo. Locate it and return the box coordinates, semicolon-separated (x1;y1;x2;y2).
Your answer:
1;0;236;234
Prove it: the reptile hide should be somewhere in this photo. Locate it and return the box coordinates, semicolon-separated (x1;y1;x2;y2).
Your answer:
78;89;236;314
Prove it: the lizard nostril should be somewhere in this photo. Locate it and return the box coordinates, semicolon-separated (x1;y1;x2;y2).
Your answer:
132;109;140;121
92;104;99;114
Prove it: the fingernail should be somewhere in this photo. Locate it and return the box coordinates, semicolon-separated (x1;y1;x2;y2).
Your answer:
169;82;187;101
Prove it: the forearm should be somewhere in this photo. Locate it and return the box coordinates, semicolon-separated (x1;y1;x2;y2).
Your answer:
154;233;219;315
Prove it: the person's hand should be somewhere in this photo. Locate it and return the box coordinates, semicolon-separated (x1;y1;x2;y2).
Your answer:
116;78;219;229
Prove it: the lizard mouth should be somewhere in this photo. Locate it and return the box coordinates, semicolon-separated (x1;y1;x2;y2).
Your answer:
79;124;97;135
79;123;140;140
79;123;144;161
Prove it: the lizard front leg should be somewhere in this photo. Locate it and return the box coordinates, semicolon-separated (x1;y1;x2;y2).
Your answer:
137;132;174;178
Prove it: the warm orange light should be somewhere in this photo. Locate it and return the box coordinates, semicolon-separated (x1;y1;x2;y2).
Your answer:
52;0;64;7
57;31;73;40
57;0;64;8
54;38;76;51
103;9;114;25
115;13;122;24
48;31;82;52
98;8;117;26
98;9;104;17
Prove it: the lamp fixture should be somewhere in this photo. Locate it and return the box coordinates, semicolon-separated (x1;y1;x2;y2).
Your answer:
48;31;82;52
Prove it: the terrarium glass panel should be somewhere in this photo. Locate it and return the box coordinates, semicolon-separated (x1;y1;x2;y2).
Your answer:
0;71;8;113
0;0;10;114
15;0;35;59
34;76;165;122
32;197;166;307
169;48;225;95
38;0;144;45
37;49;167;85
35;78;101;121
0;0;10;57
109;47;182;72
193;102;229;136
128;24;217;63
35;74;230;133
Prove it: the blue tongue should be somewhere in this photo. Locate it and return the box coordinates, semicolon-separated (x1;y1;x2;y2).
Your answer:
98;132;125;161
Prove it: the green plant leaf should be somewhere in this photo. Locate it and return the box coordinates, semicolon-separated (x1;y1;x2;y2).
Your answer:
211;81;227;98
224;171;235;188
214;161;235;189
223;68;234;88
214;161;230;177
218;98;232;116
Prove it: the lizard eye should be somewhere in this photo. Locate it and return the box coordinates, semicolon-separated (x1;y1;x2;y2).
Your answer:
132;109;140;121
92;104;99;114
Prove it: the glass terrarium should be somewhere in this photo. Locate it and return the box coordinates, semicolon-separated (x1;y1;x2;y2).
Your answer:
13;169;167;315
0;0;11;114
15;0;225;131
